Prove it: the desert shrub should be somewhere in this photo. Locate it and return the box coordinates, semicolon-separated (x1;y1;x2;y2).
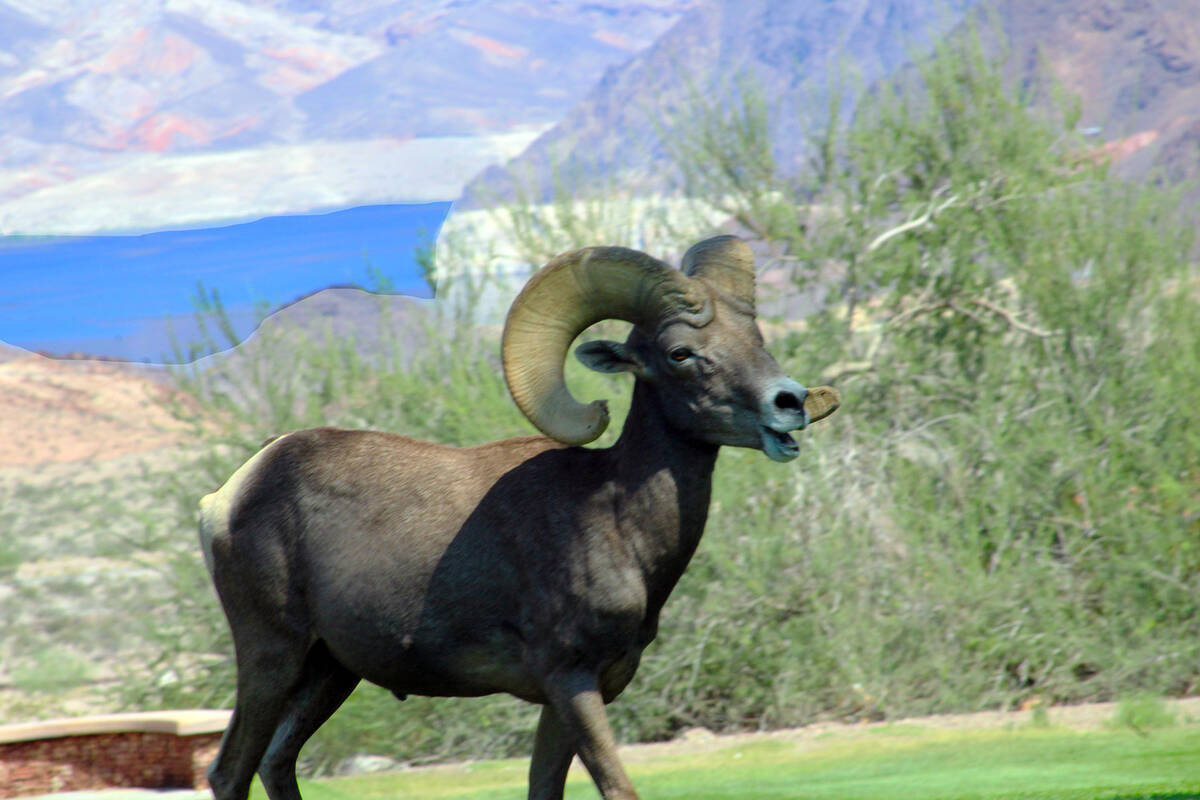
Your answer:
1109;692;1177;732
606;23;1200;737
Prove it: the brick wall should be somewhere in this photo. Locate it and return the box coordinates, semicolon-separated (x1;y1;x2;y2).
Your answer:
0;729;221;798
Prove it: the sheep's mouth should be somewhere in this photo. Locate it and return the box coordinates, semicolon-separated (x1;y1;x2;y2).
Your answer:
761;424;801;462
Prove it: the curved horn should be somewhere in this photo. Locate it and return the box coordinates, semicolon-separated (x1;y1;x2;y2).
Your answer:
681;234;756;310
503;246;709;445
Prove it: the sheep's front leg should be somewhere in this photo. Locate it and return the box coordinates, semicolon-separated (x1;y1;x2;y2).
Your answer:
542;672;638;800
528;704;576;800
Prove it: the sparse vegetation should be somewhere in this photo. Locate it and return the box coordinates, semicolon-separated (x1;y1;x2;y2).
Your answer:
1109;693;1178;733
12;646;94;694
0;541;20;576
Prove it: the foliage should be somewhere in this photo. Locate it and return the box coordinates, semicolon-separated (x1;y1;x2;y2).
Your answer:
413;229;438;296
0;541;21;576
12;646;95;693
480;146;727;270
1109;693;1178;733
601;22;1200;740
120;21;1200;775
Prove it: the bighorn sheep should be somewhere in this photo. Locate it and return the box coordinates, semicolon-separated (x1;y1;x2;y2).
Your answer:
198;235;839;800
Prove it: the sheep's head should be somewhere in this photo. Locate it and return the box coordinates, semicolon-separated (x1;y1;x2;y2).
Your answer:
502;235;838;460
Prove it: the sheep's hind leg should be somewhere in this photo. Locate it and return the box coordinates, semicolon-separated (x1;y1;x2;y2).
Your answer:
528;704;577;800
207;629;308;800
257;641;360;800
542;672;638;800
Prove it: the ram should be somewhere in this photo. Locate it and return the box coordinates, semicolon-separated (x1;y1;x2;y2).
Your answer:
198;235;839;800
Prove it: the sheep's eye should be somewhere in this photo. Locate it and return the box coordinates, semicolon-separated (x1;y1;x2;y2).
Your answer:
669;347;694;363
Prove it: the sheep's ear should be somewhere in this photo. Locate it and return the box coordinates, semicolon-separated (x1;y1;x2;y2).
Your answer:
576;340;649;378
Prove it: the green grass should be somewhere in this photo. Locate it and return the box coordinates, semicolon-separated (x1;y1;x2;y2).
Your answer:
249;724;1200;800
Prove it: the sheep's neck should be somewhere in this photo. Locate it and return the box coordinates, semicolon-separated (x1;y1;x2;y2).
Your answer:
609;380;719;622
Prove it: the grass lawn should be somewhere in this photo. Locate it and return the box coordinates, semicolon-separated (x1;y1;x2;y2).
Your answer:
250;721;1200;800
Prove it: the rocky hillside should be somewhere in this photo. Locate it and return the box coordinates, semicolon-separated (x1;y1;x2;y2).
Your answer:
0;0;692;151
463;0;1200;203
0;355;184;466
461;0;979;204
993;0;1200;184
0;0;693;232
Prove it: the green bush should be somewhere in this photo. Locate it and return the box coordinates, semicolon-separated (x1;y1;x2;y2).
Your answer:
1109;693;1177;732
622;22;1200;730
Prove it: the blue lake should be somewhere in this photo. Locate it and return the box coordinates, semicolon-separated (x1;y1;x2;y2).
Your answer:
0;202;452;363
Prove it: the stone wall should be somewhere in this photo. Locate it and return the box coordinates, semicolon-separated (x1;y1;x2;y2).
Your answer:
0;711;229;799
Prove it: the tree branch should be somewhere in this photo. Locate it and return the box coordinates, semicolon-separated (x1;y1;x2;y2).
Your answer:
966;298;1057;338
866;187;960;253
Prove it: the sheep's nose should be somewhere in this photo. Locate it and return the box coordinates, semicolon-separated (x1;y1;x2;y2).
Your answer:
774;387;807;412
763;379;809;430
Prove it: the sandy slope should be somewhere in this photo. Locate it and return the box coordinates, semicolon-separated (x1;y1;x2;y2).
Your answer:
0;355;188;467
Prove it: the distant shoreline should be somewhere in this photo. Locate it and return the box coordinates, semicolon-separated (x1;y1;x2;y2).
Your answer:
0;132;541;237
1;202;451;363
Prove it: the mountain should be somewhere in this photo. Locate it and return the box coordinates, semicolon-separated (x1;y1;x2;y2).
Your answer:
0;0;694;233
6;0;1195;233
462;0;1200;205
989;0;1200;184
461;0;980;205
0;0;692;149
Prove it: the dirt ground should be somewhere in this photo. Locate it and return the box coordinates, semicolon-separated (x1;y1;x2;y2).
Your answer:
0;355;187;467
